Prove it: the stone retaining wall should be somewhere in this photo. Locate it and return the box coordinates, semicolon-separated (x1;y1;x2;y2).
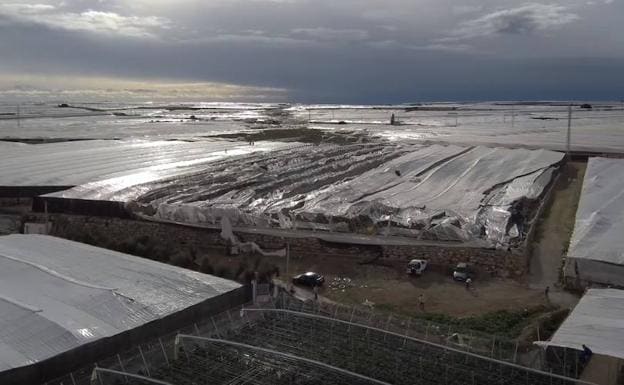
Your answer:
35;214;526;278
0;197;31;207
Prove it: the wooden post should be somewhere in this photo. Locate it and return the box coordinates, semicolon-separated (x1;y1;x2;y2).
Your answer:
138;345;150;377
286;241;290;278
511;105;515;128
44;201;49;234
159;338;170;367
566;104;572;156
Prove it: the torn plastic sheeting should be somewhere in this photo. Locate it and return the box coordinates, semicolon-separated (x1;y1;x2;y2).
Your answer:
294;145;562;245
478;168;557;246
138;144;563;247
220;216;286;257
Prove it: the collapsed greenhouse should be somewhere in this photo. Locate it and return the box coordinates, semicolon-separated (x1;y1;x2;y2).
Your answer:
0;138;563;249
127;143;563;248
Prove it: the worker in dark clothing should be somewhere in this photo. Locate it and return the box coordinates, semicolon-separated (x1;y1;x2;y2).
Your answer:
579;344;593;365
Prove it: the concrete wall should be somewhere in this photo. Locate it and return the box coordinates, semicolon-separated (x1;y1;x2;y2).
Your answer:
39;214;527;278
0;198;31;207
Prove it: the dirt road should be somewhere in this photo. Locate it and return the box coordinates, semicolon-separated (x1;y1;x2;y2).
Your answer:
528;161;585;308
269;254;547;318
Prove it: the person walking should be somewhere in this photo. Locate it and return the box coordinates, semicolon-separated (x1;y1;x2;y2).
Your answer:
418;293;426;311
545;286;550;299
313;284;319;301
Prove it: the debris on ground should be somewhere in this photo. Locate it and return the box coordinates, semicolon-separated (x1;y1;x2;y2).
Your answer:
329;277;356;292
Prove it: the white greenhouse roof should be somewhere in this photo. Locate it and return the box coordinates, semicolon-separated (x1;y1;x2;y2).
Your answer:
0;139;290;189
539;289;624;360
567;157;624;266
0;234;241;372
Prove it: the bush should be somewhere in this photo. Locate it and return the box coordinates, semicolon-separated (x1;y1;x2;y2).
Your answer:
214;263;233;279
199;258;214;274
417;306;551;339
169;252;192;268
235;263;248;280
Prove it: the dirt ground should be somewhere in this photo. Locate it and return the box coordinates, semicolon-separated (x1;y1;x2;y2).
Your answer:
267;254;547;318
528;161;586;307
265;162;587;319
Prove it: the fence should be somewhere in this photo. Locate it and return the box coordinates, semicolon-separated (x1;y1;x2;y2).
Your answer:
276;294;582;378
52;289;590;385
45;302;256;385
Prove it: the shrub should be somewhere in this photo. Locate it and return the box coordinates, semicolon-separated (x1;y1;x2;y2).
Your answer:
199;258;214;274
169;252;192;268
214;263;233;279
417;306;550;339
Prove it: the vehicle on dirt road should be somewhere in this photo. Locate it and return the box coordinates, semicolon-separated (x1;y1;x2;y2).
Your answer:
406;259;428;276
292;272;325;287
452;262;473;282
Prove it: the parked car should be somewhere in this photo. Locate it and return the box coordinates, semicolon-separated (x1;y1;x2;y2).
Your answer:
452;262;473;281
292;272;325;287
406;259;428;276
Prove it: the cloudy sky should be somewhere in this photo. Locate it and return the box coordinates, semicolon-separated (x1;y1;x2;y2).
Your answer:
0;0;623;102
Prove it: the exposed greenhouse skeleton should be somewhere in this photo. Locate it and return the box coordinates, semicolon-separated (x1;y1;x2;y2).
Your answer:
83;297;592;385
175;336;391;385
131;144;563;247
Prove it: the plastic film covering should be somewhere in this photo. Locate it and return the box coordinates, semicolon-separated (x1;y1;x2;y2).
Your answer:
0;234;240;372
0;139;290;197
565;157;624;286
537;288;624;360
134;144;563;247
3;101;624;153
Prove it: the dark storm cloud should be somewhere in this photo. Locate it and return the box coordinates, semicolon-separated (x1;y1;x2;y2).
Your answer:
0;0;623;102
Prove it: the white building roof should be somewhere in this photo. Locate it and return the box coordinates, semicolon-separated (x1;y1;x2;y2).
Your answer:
539;289;624;360
568;157;624;266
0;234;240;372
